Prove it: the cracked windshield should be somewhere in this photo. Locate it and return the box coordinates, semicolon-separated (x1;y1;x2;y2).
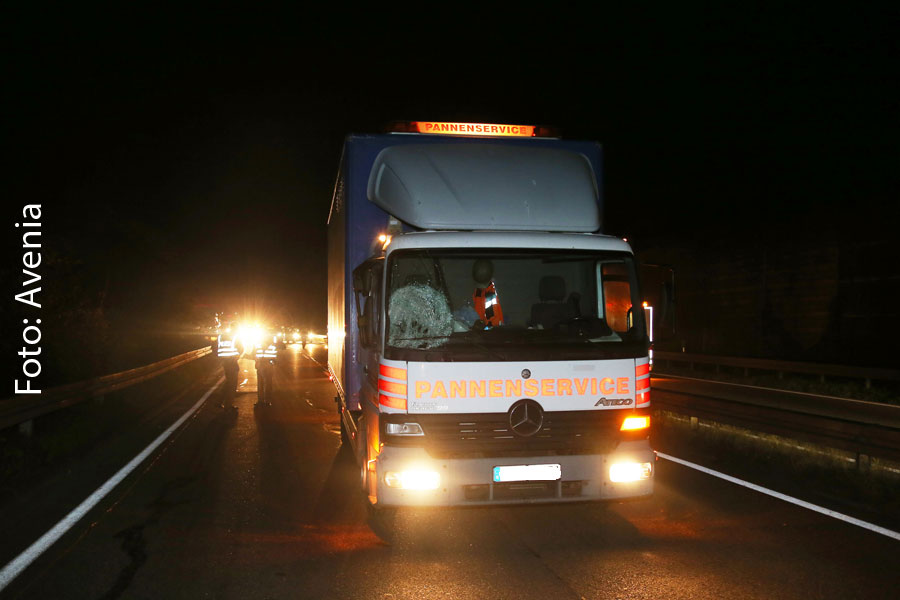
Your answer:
386;249;647;358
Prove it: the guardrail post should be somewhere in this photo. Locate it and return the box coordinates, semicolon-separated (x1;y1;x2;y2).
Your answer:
18;419;33;437
856;452;871;472
690;416;699;430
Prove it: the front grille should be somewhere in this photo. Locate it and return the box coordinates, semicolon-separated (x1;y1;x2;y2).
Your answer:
493;481;556;500
388;410;627;458
463;480;585;502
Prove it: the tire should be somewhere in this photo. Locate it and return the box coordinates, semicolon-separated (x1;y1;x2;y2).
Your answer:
365;502;397;544
355;421;396;543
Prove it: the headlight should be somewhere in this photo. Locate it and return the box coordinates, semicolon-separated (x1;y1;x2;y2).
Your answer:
384;469;441;490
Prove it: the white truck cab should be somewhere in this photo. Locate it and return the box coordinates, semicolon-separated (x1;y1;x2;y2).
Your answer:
327;122;653;510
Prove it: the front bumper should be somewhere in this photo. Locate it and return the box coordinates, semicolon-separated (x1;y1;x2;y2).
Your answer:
373;440;654;507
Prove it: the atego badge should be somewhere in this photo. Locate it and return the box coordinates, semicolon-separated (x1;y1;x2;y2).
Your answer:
594;397;633;407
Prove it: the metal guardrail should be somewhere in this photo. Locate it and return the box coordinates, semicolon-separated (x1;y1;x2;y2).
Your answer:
654;351;900;388
651;375;900;465
0;347;213;431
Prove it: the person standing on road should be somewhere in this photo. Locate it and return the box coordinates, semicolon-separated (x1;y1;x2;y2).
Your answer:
216;322;244;408
254;332;279;406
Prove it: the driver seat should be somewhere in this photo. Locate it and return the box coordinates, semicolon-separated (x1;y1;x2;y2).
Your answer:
530;276;576;329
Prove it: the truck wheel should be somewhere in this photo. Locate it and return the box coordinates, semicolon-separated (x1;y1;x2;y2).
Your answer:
366;502;397;544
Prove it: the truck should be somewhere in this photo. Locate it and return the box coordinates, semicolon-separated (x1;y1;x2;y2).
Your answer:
327;121;653;520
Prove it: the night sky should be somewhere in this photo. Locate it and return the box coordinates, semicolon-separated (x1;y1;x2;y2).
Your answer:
3;5;898;382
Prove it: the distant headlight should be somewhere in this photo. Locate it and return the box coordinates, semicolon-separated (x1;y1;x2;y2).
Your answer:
236;325;265;349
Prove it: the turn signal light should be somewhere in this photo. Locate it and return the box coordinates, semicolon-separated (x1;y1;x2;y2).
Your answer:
385;422;424;436
620;416;650;431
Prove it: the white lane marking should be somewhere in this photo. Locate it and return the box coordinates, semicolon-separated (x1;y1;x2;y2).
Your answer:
657;452;900;542
0;377;224;591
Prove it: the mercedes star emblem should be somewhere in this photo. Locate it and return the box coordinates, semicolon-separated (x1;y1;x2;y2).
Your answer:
508;399;544;437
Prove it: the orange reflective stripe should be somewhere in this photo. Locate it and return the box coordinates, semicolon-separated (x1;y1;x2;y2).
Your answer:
635;363;650;377
636;391;650;406
379;393;407;410
378;379;407;396
636;378;650;391
379;364;407;381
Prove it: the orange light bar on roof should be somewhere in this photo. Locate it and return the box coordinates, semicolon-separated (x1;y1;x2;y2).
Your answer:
413;121;536;137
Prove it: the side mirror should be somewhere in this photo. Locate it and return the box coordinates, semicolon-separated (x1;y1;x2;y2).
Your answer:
353;268;369;295
358;314;371;347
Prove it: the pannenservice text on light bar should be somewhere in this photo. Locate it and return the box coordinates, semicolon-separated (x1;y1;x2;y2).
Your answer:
413;121;535;137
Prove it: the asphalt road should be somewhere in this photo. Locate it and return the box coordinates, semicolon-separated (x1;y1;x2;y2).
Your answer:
1;345;898;599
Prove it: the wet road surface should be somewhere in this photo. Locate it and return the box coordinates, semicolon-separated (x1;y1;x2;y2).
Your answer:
1;345;897;599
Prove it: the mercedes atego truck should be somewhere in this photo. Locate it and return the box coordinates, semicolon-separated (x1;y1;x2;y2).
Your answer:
327;121;653;521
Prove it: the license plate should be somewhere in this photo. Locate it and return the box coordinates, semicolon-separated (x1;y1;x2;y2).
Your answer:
493;464;561;483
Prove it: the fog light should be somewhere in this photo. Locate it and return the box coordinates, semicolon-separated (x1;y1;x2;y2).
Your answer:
609;461;652;483
384;469;441;490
